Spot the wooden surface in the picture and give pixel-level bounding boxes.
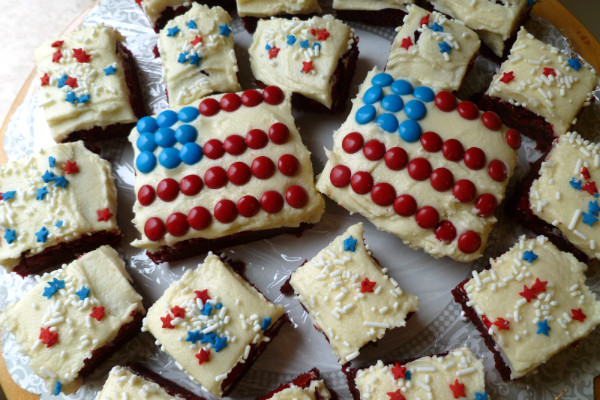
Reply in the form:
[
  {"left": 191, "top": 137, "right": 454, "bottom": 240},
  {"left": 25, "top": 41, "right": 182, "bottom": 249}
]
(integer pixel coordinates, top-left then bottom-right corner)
[{"left": 0, "top": 0, "right": 600, "bottom": 398}]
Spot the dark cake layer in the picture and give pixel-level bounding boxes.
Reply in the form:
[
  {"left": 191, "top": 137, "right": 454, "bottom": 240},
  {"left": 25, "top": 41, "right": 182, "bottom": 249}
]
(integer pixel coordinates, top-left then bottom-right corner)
[{"left": 333, "top": 8, "right": 407, "bottom": 27}]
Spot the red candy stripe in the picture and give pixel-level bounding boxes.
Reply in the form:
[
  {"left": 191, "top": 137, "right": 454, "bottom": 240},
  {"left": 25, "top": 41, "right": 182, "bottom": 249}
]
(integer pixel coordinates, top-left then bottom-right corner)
[
  {"left": 475, "top": 193, "right": 497, "bottom": 217},
  {"left": 157, "top": 178, "right": 179, "bottom": 201},
  {"left": 252, "top": 156, "right": 275, "bottom": 179},
  {"left": 261, "top": 191, "right": 284, "bottom": 213},
  {"left": 371, "top": 183, "right": 396, "bottom": 206},
  {"left": 488, "top": 159, "right": 508, "bottom": 181},
  {"left": 351, "top": 171, "right": 374, "bottom": 194},
  {"left": 199, "top": 98, "right": 220, "bottom": 116},
  {"left": 458, "top": 231, "right": 481, "bottom": 253},
  {"left": 363, "top": 139, "right": 386, "bottom": 161},
  {"left": 463, "top": 147, "right": 486, "bottom": 170},
  {"left": 421, "top": 131, "right": 442, "bottom": 152},
  {"left": 203, "top": 139, "right": 225, "bottom": 160},
  {"left": 246, "top": 129, "right": 268, "bottom": 149},
  {"left": 384, "top": 147, "right": 408, "bottom": 171},
  {"left": 223, "top": 134, "right": 247, "bottom": 155},
  {"left": 434, "top": 91, "right": 457, "bottom": 112},
  {"left": 457, "top": 101, "right": 479, "bottom": 120},
  {"left": 416, "top": 206, "right": 439, "bottom": 229},
  {"left": 262, "top": 86, "right": 285, "bottom": 105},
  {"left": 145, "top": 217, "right": 165, "bottom": 241},
  {"left": 452, "top": 179, "right": 476, "bottom": 203},
  {"left": 430, "top": 168, "right": 454, "bottom": 192},
  {"left": 138, "top": 185, "right": 155, "bottom": 206},
  {"left": 435, "top": 220, "right": 457, "bottom": 242},
  {"left": 227, "top": 162, "right": 251, "bottom": 185},
  {"left": 237, "top": 195, "right": 260, "bottom": 218},
  {"left": 442, "top": 139, "right": 464, "bottom": 161},
  {"left": 204, "top": 166, "right": 228, "bottom": 189},
  {"left": 394, "top": 194, "right": 417, "bottom": 216},
  {"left": 278, "top": 154, "right": 300, "bottom": 176},
  {"left": 481, "top": 111, "right": 502, "bottom": 131},
  {"left": 188, "top": 206, "right": 211, "bottom": 230},
  {"left": 330, "top": 165, "right": 351, "bottom": 187},
  {"left": 286, "top": 185, "right": 309, "bottom": 208},
  {"left": 268, "top": 123, "right": 290, "bottom": 144},
  {"left": 214, "top": 199, "right": 237, "bottom": 223},
  {"left": 506, "top": 129, "right": 521, "bottom": 149},
  {"left": 408, "top": 158, "right": 432, "bottom": 181},
  {"left": 343, "top": 132, "right": 364, "bottom": 154},
  {"left": 241, "top": 89, "right": 263, "bottom": 107},
  {"left": 166, "top": 212, "right": 189, "bottom": 236},
  {"left": 220, "top": 93, "right": 241, "bottom": 112},
  {"left": 180, "top": 175, "right": 203, "bottom": 196}
]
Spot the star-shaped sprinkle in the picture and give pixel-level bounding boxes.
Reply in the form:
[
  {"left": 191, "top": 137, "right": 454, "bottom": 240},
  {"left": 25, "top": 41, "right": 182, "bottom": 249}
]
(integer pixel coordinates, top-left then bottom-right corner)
[
  {"left": 171, "top": 306, "right": 186, "bottom": 318},
  {"left": 52, "top": 49, "right": 62, "bottom": 63},
  {"left": 2, "top": 191, "right": 15, "bottom": 201},
  {"left": 429, "top": 22, "right": 444, "bottom": 32},
  {"left": 537, "top": 319, "right": 550, "bottom": 336},
  {"left": 201, "top": 332, "right": 216, "bottom": 344},
  {"left": 568, "top": 58, "right": 582, "bottom": 71},
  {"left": 400, "top": 37, "right": 413, "bottom": 50},
  {"left": 300, "top": 40, "right": 309, "bottom": 49},
  {"left": 519, "top": 285, "right": 537, "bottom": 302},
  {"left": 287, "top": 35, "right": 297, "bottom": 45},
  {"left": 190, "top": 35, "right": 203, "bottom": 46},
  {"left": 56, "top": 74, "right": 68, "bottom": 88},
  {"left": 54, "top": 176, "right": 69, "bottom": 188},
  {"left": 4, "top": 229, "right": 16, "bottom": 245},
  {"left": 582, "top": 211, "right": 598, "bottom": 227},
  {"left": 301, "top": 61, "right": 314, "bottom": 74},
  {"left": 97, "top": 208, "right": 113, "bottom": 222},
  {"left": 202, "top": 302, "right": 213, "bottom": 316},
  {"left": 268, "top": 46, "right": 280, "bottom": 59},
  {"left": 54, "top": 382, "right": 62, "bottom": 396},
  {"left": 493, "top": 317, "right": 510, "bottom": 331},
  {"left": 522, "top": 250, "right": 538, "bottom": 263},
  {"left": 344, "top": 235, "right": 357, "bottom": 251},
  {"left": 43, "top": 285, "right": 58, "bottom": 299},
  {"left": 213, "top": 336, "right": 228, "bottom": 352},
  {"left": 316, "top": 28, "right": 330, "bottom": 41},
  {"left": 542, "top": 67, "right": 556, "bottom": 77},
  {"left": 531, "top": 278, "right": 548, "bottom": 294},
  {"left": 571, "top": 308, "right": 587, "bottom": 322},
  {"left": 40, "top": 73, "right": 50, "bottom": 86},
  {"left": 161, "top": 314, "right": 174, "bottom": 329},
  {"left": 42, "top": 170, "right": 55, "bottom": 183},
  {"left": 43, "top": 278, "right": 65, "bottom": 299},
  {"left": 55, "top": 220, "right": 64, "bottom": 228},
  {"left": 39, "top": 327, "right": 59, "bottom": 348},
  {"left": 196, "top": 348, "right": 210, "bottom": 364},
  {"left": 49, "top": 156, "right": 56, "bottom": 167},
  {"left": 64, "top": 160, "right": 79, "bottom": 174},
  {"left": 360, "top": 277, "right": 376, "bottom": 293},
  {"left": 313, "top": 42, "right": 322, "bottom": 50},
  {"left": 65, "top": 91, "right": 78, "bottom": 104},
  {"left": 78, "top": 94, "right": 90, "bottom": 103},
  {"left": 75, "top": 286, "right": 90, "bottom": 300},
  {"left": 187, "top": 20, "right": 197, "bottom": 29},
  {"left": 167, "top": 26, "right": 180, "bottom": 37},
  {"left": 438, "top": 42, "right": 452, "bottom": 54},
  {"left": 474, "top": 393, "right": 489, "bottom": 400},
  {"left": 195, "top": 289, "right": 211, "bottom": 303},
  {"left": 36, "top": 187, "right": 48, "bottom": 200},
  {"left": 391, "top": 363, "right": 408, "bottom": 379},
  {"left": 104, "top": 65, "right": 117, "bottom": 75},
  {"left": 261, "top": 317, "right": 271, "bottom": 331},
  {"left": 219, "top": 24, "right": 231, "bottom": 37},
  {"left": 500, "top": 71, "right": 515, "bottom": 83},
  {"left": 581, "top": 167, "right": 590, "bottom": 179},
  {"left": 449, "top": 379, "right": 466, "bottom": 398},
  {"left": 570, "top": 178, "right": 582, "bottom": 190},
  {"left": 73, "top": 48, "right": 91, "bottom": 63},
  {"left": 420, "top": 14, "right": 430, "bottom": 26},
  {"left": 35, "top": 227, "right": 49, "bottom": 243},
  {"left": 65, "top": 76, "right": 78, "bottom": 88},
  {"left": 189, "top": 53, "right": 202, "bottom": 67},
  {"left": 51, "top": 40, "right": 63, "bottom": 48},
  {"left": 215, "top": 302, "right": 222, "bottom": 309},
  {"left": 186, "top": 330, "right": 202, "bottom": 344},
  {"left": 386, "top": 389, "right": 406, "bottom": 400},
  {"left": 90, "top": 306, "right": 105, "bottom": 321},
  {"left": 177, "top": 51, "right": 189, "bottom": 64},
  {"left": 583, "top": 181, "right": 598, "bottom": 195},
  {"left": 481, "top": 315, "right": 492, "bottom": 328}
]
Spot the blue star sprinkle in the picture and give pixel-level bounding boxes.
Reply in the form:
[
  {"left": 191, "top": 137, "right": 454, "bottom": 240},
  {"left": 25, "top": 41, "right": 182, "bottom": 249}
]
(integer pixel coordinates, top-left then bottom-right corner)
[
  {"left": 189, "top": 53, "right": 202, "bottom": 67},
  {"left": 103, "top": 65, "right": 117, "bottom": 75},
  {"left": 43, "top": 278, "right": 65, "bottom": 299},
  {"left": 4, "top": 229, "right": 16, "bottom": 244},
  {"left": 583, "top": 211, "right": 598, "bottom": 227},
  {"left": 537, "top": 319, "right": 551, "bottom": 336},
  {"left": 312, "top": 42, "right": 321, "bottom": 50},
  {"left": 265, "top": 43, "right": 272, "bottom": 50},
  {"left": 65, "top": 91, "right": 78, "bottom": 104},
  {"left": 36, "top": 187, "right": 48, "bottom": 200},
  {"left": 570, "top": 178, "right": 582, "bottom": 190},
  {"left": 438, "top": 42, "right": 452, "bottom": 54},
  {"left": 42, "top": 285, "right": 58, "bottom": 299},
  {"left": 405, "top": 370, "right": 412, "bottom": 380},
  {"left": 2, "top": 191, "right": 15, "bottom": 201},
  {"left": 568, "top": 58, "right": 582, "bottom": 71},
  {"left": 54, "top": 381, "right": 62, "bottom": 396},
  {"left": 55, "top": 220, "right": 64, "bottom": 228},
  {"left": 201, "top": 302, "right": 213, "bottom": 316},
  {"left": 474, "top": 393, "right": 489, "bottom": 400},
  {"left": 177, "top": 52, "right": 189, "bottom": 64},
  {"left": 300, "top": 40, "right": 309, "bottom": 49},
  {"left": 522, "top": 250, "right": 538, "bottom": 263},
  {"left": 35, "top": 227, "right": 49, "bottom": 243},
  {"left": 429, "top": 22, "right": 444, "bottom": 32},
  {"left": 589, "top": 200, "right": 600, "bottom": 216},
  {"left": 75, "top": 286, "right": 90, "bottom": 300},
  {"left": 186, "top": 330, "right": 202, "bottom": 344},
  {"left": 48, "top": 156, "right": 56, "bottom": 168},
  {"left": 78, "top": 94, "right": 90, "bottom": 103},
  {"left": 261, "top": 317, "right": 272, "bottom": 331},
  {"left": 344, "top": 235, "right": 357, "bottom": 252},
  {"left": 201, "top": 332, "right": 216, "bottom": 344},
  {"left": 219, "top": 24, "right": 231, "bottom": 37},
  {"left": 167, "top": 26, "right": 180, "bottom": 37},
  {"left": 187, "top": 20, "right": 197, "bottom": 29},
  {"left": 215, "top": 302, "right": 222, "bottom": 309},
  {"left": 213, "top": 336, "right": 228, "bottom": 352},
  {"left": 54, "top": 176, "right": 69, "bottom": 188},
  {"left": 42, "top": 170, "right": 55, "bottom": 183},
  {"left": 56, "top": 74, "right": 68, "bottom": 88},
  {"left": 287, "top": 35, "right": 297, "bottom": 45}
]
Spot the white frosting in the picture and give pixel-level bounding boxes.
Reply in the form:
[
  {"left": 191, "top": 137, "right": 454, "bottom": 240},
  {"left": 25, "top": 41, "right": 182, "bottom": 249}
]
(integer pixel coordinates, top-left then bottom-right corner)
[
  {"left": 236, "top": 0, "right": 321, "bottom": 17},
  {"left": 35, "top": 24, "right": 137, "bottom": 142},
  {"left": 386, "top": 5, "right": 480, "bottom": 91},
  {"left": 354, "top": 347, "right": 487, "bottom": 399},
  {"left": 332, "top": 0, "right": 412, "bottom": 11},
  {"left": 1, "top": 246, "right": 144, "bottom": 395},
  {"left": 290, "top": 223, "right": 418, "bottom": 363},
  {"left": 486, "top": 28, "right": 598, "bottom": 137},
  {"left": 142, "top": 253, "right": 285, "bottom": 398},
  {"left": 0, "top": 141, "right": 119, "bottom": 271},
  {"left": 464, "top": 236, "right": 600, "bottom": 379},
  {"left": 248, "top": 15, "right": 356, "bottom": 108},
  {"left": 427, "top": 0, "right": 528, "bottom": 57},
  {"left": 529, "top": 132, "right": 600, "bottom": 260},
  {"left": 140, "top": 0, "right": 192, "bottom": 27},
  {"left": 95, "top": 366, "right": 177, "bottom": 400},
  {"left": 158, "top": 4, "right": 241, "bottom": 107},
  {"left": 269, "top": 380, "right": 332, "bottom": 400}
]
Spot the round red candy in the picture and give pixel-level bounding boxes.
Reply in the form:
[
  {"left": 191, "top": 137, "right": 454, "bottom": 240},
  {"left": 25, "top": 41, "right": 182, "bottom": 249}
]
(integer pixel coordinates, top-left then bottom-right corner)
[
  {"left": 268, "top": 123, "right": 289, "bottom": 144},
  {"left": 435, "top": 220, "right": 457, "bottom": 242},
  {"left": 430, "top": 168, "right": 454, "bottom": 192},
  {"left": 393, "top": 194, "right": 417, "bottom": 216},
  {"left": 371, "top": 183, "right": 396, "bottom": 206},
  {"left": 350, "top": 171, "right": 374, "bottom": 194},
  {"left": 187, "top": 206, "right": 211, "bottom": 230},
  {"left": 363, "top": 140, "right": 386, "bottom": 161},
  {"left": 241, "top": 89, "right": 263, "bottom": 107},
  {"left": 463, "top": 147, "right": 486, "bottom": 170},
  {"left": 421, "top": 131, "right": 442, "bottom": 152},
  {"left": 261, "top": 191, "right": 284, "bottom": 213},
  {"left": 252, "top": 156, "right": 275, "bottom": 179},
  {"left": 203, "top": 139, "right": 225, "bottom": 159},
  {"left": 286, "top": 185, "right": 308, "bottom": 208},
  {"left": 180, "top": 175, "right": 203, "bottom": 196},
  {"left": 138, "top": 185, "right": 155, "bottom": 206},
  {"left": 408, "top": 158, "right": 432, "bottom": 181},
  {"left": 442, "top": 139, "right": 464, "bottom": 161},
  {"left": 262, "top": 86, "right": 285, "bottom": 105},
  {"left": 224, "top": 135, "right": 247, "bottom": 155},
  {"left": 488, "top": 159, "right": 508, "bottom": 181},
  {"left": 415, "top": 206, "right": 439, "bottom": 229},
  {"left": 457, "top": 101, "right": 479, "bottom": 120},
  {"left": 214, "top": 199, "right": 237, "bottom": 223},
  {"left": 506, "top": 129, "right": 521, "bottom": 149},
  {"left": 458, "top": 231, "right": 481, "bottom": 253},
  {"left": 475, "top": 193, "right": 497, "bottom": 217},
  {"left": 330, "top": 165, "right": 351, "bottom": 187},
  {"left": 237, "top": 195, "right": 260, "bottom": 218},
  {"left": 384, "top": 147, "right": 408, "bottom": 171},
  {"left": 452, "top": 179, "right": 476, "bottom": 203},
  {"left": 481, "top": 111, "right": 502, "bottom": 131},
  {"left": 246, "top": 129, "right": 268, "bottom": 149},
  {"left": 199, "top": 98, "right": 220, "bottom": 116},
  {"left": 278, "top": 154, "right": 300, "bottom": 176},
  {"left": 204, "top": 166, "right": 228, "bottom": 189},
  {"left": 220, "top": 93, "right": 241, "bottom": 112},
  {"left": 157, "top": 178, "right": 179, "bottom": 201},
  {"left": 434, "top": 91, "right": 457, "bottom": 112},
  {"left": 144, "top": 217, "right": 165, "bottom": 241},
  {"left": 228, "top": 162, "right": 251, "bottom": 185},
  {"left": 342, "top": 132, "right": 364, "bottom": 154},
  {"left": 166, "top": 212, "right": 189, "bottom": 236}
]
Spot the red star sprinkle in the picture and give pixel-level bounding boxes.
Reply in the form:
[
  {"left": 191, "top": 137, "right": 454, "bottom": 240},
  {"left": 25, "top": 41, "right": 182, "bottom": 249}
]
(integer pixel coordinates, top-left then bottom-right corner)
[
  {"left": 97, "top": 208, "right": 113, "bottom": 221},
  {"left": 519, "top": 284, "right": 537, "bottom": 302},
  {"left": 500, "top": 71, "right": 515, "bottom": 84},
  {"left": 391, "top": 363, "right": 408, "bottom": 379},
  {"left": 581, "top": 167, "right": 591, "bottom": 180},
  {"left": 190, "top": 35, "right": 203, "bottom": 46},
  {"left": 268, "top": 46, "right": 280, "bottom": 59},
  {"left": 170, "top": 306, "right": 186, "bottom": 319},
  {"left": 161, "top": 314, "right": 174, "bottom": 329},
  {"left": 571, "top": 308, "right": 587, "bottom": 323},
  {"left": 0, "top": 193, "right": 3, "bottom": 200},
  {"left": 420, "top": 14, "right": 430, "bottom": 26},
  {"left": 302, "top": 61, "right": 314, "bottom": 74},
  {"left": 360, "top": 277, "right": 376, "bottom": 293},
  {"left": 195, "top": 289, "right": 211, "bottom": 303},
  {"left": 481, "top": 314, "right": 492, "bottom": 329},
  {"left": 196, "top": 348, "right": 210, "bottom": 364},
  {"left": 542, "top": 67, "right": 556, "bottom": 77},
  {"left": 64, "top": 160, "right": 79, "bottom": 174},
  {"left": 583, "top": 181, "right": 598, "bottom": 195},
  {"left": 65, "top": 76, "right": 78, "bottom": 88},
  {"left": 90, "top": 306, "right": 105, "bottom": 321},
  {"left": 400, "top": 37, "right": 413, "bottom": 50},
  {"left": 51, "top": 40, "right": 64, "bottom": 48},
  {"left": 493, "top": 317, "right": 510, "bottom": 331},
  {"left": 317, "top": 28, "right": 330, "bottom": 41},
  {"left": 39, "top": 327, "right": 59, "bottom": 348},
  {"left": 449, "top": 379, "right": 466, "bottom": 398},
  {"left": 73, "top": 48, "right": 91, "bottom": 63},
  {"left": 386, "top": 389, "right": 406, "bottom": 400},
  {"left": 40, "top": 73, "right": 50, "bottom": 86},
  {"left": 52, "top": 50, "right": 63, "bottom": 63},
  {"left": 531, "top": 278, "right": 548, "bottom": 295},
  {"left": 135, "top": 0, "right": 143, "bottom": 4}
]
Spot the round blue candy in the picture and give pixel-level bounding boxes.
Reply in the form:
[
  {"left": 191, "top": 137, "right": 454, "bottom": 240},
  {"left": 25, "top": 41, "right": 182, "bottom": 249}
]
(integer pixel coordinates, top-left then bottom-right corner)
[
  {"left": 371, "top": 73, "right": 394, "bottom": 87},
  {"left": 137, "top": 116, "right": 158, "bottom": 134},
  {"left": 175, "top": 124, "right": 198, "bottom": 144},
  {"left": 156, "top": 110, "right": 178, "bottom": 128},
  {"left": 355, "top": 105, "right": 376, "bottom": 124},
  {"left": 155, "top": 128, "right": 176, "bottom": 147},
  {"left": 136, "top": 132, "right": 157, "bottom": 152},
  {"left": 391, "top": 79, "right": 413, "bottom": 95},
  {"left": 136, "top": 151, "right": 157, "bottom": 173},
  {"left": 404, "top": 100, "right": 427, "bottom": 120},
  {"left": 363, "top": 86, "right": 383, "bottom": 104},
  {"left": 381, "top": 95, "right": 404, "bottom": 112},
  {"left": 180, "top": 143, "right": 203, "bottom": 165},
  {"left": 178, "top": 106, "right": 200, "bottom": 122},
  {"left": 375, "top": 113, "right": 399, "bottom": 133},
  {"left": 159, "top": 147, "right": 181, "bottom": 169},
  {"left": 399, "top": 120, "right": 422, "bottom": 142},
  {"left": 413, "top": 86, "right": 435, "bottom": 102}
]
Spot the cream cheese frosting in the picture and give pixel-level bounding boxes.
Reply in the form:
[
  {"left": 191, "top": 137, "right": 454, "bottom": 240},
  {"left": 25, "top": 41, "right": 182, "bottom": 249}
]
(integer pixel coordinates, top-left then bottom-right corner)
[
  {"left": 270, "top": 380, "right": 332, "bottom": 400},
  {"left": 0, "top": 141, "right": 119, "bottom": 271},
  {"left": 486, "top": 28, "right": 598, "bottom": 137},
  {"left": 140, "top": 0, "right": 192, "bottom": 27},
  {"left": 248, "top": 15, "right": 356, "bottom": 108},
  {"left": 142, "top": 253, "right": 285, "bottom": 398},
  {"left": 236, "top": 0, "right": 321, "bottom": 17},
  {"left": 354, "top": 346, "right": 488, "bottom": 399},
  {"left": 35, "top": 24, "right": 137, "bottom": 142},
  {"left": 158, "top": 3, "right": 241, "bottom": 107},
  {"left": 316, "top": 68, "right": 518, "bottom": 262},
  {"left": 386, "top": 5, "right": 480, "bottom": 91},
  {"left": 95, "top": 366, "right": 179, "bottom": 400},
  {"left": 290, "top": 223, "right": 418, "bottom": 364},
  {"left": 0, "top": 246, "right": 144, "bottom": 395},
  {"left": 463, "top": 235, "right": 600, "bottom": 379},
  {"left": 129, "top": 87, "right": 325, "bottom": 252},
  {"left": 332, "top": 0, "right": 412, "bottom": 11}
]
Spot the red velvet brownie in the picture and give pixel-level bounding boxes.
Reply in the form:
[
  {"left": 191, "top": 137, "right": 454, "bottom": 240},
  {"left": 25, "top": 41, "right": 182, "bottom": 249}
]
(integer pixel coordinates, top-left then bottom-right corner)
[
  {"left": 142, "top": 253, "right": 286, "bottom": 398},
  {"left": 316, "top": 68, "right": 520, "bottom": 261},
  {"left": 35, "top": 24, "right": 145, "bottom": 143},
  {"left": 236, "top": 0, "right": 322, "bottom": 33},
  {"left": 0, "top": 246, "right": 145, "bottom": 396},
  {"left": 129, "top": 87, "right": 325, "bottom": 264},
  {"left": 452, "top": 235, "right": 600, "bottom": 380},
  {"left": 257, "top": 368, "right": 336, "bottom": 400},
  {"left": 135, "top": 0, "right": 236, "bottom": 32},
  {"left": 0, "top": 141, "right": 121, "bottom": 275}
]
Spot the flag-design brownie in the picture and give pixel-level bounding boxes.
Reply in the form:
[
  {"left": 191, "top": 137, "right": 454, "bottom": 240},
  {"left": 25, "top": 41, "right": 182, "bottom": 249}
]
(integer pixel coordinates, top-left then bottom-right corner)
[
  {"left": 0, "top": 246, "right": 145, "bottom": 396},
  {"left": 316, "top": 69, "right": 520, "bottom": 261},
  {"left": 248, "top": 15, "right": 359, "bottom": 113},
  {"left": 142, "top": 253, "right": 286, "bottom": 398},
  {"left": 347, "top": 347, "right": 488, "bottom": 400},
  {"left": 158, "top": 3, "right": 241, "bottom": 107},
  {"left": 35, "top": 24, "right": 144, "bottom": 143},
  {"left": 386, "top": 5, "right": 480, "bottom": 91},
  {"left": 452, "top": 236, "right": 600, "bottom": 380},
  {"left": 0, "top": 141, "right": 120, "bottom": 275},
  {"left": 480, "top": 28, "right": 599, "bottom": 149},
  {"left": 257, "top": 368, "right": 334, "bottom": 400},
  {"left": 129, "top": 86, "right": 325, "bottom": 263},
  {"left": 289, "top": 223, "right": 419, "bottom": 364}
]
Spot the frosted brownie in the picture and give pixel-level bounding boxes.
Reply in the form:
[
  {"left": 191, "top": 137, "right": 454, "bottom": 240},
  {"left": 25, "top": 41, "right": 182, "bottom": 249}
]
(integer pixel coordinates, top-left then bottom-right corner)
[
  {"left": 136, "top": 0, "right": 235, "bottom": 32},
  {"left": 452, "top": 236, "right": 600, "bottom": 380},
  {"left": 248, "top": 15, "right": 359, "bottom": 113},
  {"left": 237, "top": 0, "right": 322, "bottom": 33},
  {"left": 142, "top": 253, "right": 286, "bottom": 398},
  {"left": 386, "top": 5, "right": 480, "bottom": 91},
  {"left": 0, "top": 141, "right": 120, "bottom": 275},
  {"left": 0, "top": 246, "right": 145, "bottom": 396},
  {"left": 257, "top": 368, "right": 335, "bottom": 400},
  {"left": 35, "top": 24, "right": 144, "bottom": 143},
  {"left": 289, "top": 223, "right": 419, "bottom": 364},
  {"left": 129, "top": 86, "right": 325, "bottom": 264},
  {"left": 480, "top": 28, "right": 598, "bottom": 149},
  {"left": 158, "top": 3, "right": 241, "bottom": 107},
  {"left": 316, "top": 69, "right": 519, "bottom": 261},
  {"left": 333, "top": 0, "right": 413, "bottom": 26}
]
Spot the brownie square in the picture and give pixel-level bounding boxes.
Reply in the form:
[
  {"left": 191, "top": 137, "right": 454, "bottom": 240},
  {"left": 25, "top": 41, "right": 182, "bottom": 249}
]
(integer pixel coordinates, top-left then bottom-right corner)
[
  {"left": 289, "top": 223, "right": 418, "bottom": 364},
  {"left": 0, "top": 141, "right": 121, "bottom": 275},
  {"left": 0, "top": 246, "right": 145, "bottom": 396},
  {"left": 138, "top": 0, "right": 236, "bottom": 32},
  {"left": 158, "top": 3, "right": 241, "bottom": 107},
  {"left": 386, "top": 5, "right": 480, "bottom": 91},
  {"left": 142, "top": 253, "right": 286, "bottom": 398},
  {"left": 257, "top": 368, "right": 336, "bottom": 400},
  {"left": 452, "top": 235, "right": 600, "bottom": 379},
  {"left": 316, "top": 68, "right": 520, "bottom": 261},
  {"left": 35, "top": 24, "right": 144, "bottom": 143}
]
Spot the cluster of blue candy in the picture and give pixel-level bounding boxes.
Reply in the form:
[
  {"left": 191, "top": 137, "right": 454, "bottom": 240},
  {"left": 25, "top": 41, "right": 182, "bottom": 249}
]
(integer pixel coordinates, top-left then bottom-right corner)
[{"left": 135, "top": 107, "right": 203, "bottom": 173}]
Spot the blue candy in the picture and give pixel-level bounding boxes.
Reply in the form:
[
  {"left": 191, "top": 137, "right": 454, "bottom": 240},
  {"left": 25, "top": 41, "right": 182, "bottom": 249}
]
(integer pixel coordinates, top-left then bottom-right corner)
[
  {"left": 404, "top": 100, "right": 427, "bottom": 120},
  {"left": 391, "top": 79, "right": 413, "bottom": 95},
  {"left": 136, "top": 132, "right": 157, "bottom": 152},
  {"left": 180, "top": 143, "right": 203, "bottom": 165},
  {"left": 399, "top": 120, "right": 422, "bottom": 142},
  {"left": 155, "top": 128, "right": 177, "bottom": 147},
  {"left": 137, "top": 116, "right": 158, "bottom": 134},
  {"left": 376, "top": 113, "right": 399, "bottom": 133},
  {"left": 159, "top": 148, "right": 181, "bottom": 169},
  {"left": 175, "top": 124, "right": 198, "bottom": 144},
  {"left": 136, "top": 151, "right": 157, "bottom": 173},
  {"left": 156, "top": 110, "right": 178, "bottom": 128},
  {"left": 413, "top": 86, "right": 435, "bottom": 102},
  {"left": 355, "top": 105, "right": 376, "bottom": 124},
  {"left": 178, "top": 106, "right": 200, "bottom": 122},
  {"left": 363, "top": 86, "right": 383, "bottom": 104},
  {"left": 381, "top": 94, "right": 404, "bottom": 112},
  {"left": 371, "top": 73, "right": 394, "bottom": 87}
]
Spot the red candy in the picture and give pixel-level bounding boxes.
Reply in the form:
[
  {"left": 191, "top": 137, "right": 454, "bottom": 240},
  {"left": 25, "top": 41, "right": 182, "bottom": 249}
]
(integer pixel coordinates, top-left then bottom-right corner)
[
  {"left": 363, "top": 139, "right": 386, "bottom": 161},
  {"left": 138, "top": 185, "right": 155, "bottom": 206},
  {"left": 430, "top": 168, "right": 454, "bottom": 192},
  {"left": 237, "top": 195, "right": 260, "bottom": 218},
  {"left": 261, "top": 191, "right": 284, "bottom": 213},
  {"left": 350, "top": 171, "right": 374, "bottom": 194},
  {"left": 187, "top": 206, "right": 211, "bottom": 230},
  {"left": 394, "top": 194, "right": 417, "bottom": 216},
  {"left": 475, "top": 193, "right": 497, "bottom": 217},
  {"left": 214, "top": 199, "right": 237, "bottom": 223},
  {"left": 342, "top": 132, "right": 364, "bottom": 154},
  {"left": 204, "top": 166, "right": 228, "bottom": 189},
  {"left": 223, "top": 134, "right": 247, "bottom": 155},
  {"left": 463, "top": 147, "right": 486, "bottom": 170},
  {"left": 421, "top": 131, "right": 442, "bottom": 152},
  {"left": 415, "top": 206, "right": 439, "bottom": 229},
  {"left": 481, "top": 111, "right": 502, "bottom": 131},
  {"left": 435, "top": 220, "right": 457, "bottom": 242},
  {"left": 278, "top": 154, "right": 300, "bottom": 176},
  {"left": 488, "top": 159, "right": 508, "bottom": 181},
  {"left": 268, "top": 122, "right": 289, "bottom": 144},
  {"left": 145, "top": 217, "right": 165, "bottom": 241},
  {"left": 203, "top": 139, "right": 225, "bottom": 159},
  {"left": 408, "top": 158, "right": 432, "bottom": 181},
  {"left": 452, "top": 179, "right": 476, "bottom": 203},
  {"left": 457, "top": 101, "right": 479, "bottom": 120},
  {"left": 220, "top": 93, "right": 241, "bottom": 112},
  {"left": 384, "top": 147, "right": 408, "bottom": 171},
  {"left": 442, "top": 139, "right": 463, "bottom": 161},
  {"left": 199, "top": 98, "right": 220, "bottom": 116},
  {"left": 371, "top": 183, "right": 396, "bottom": 206},
  {"left": 180, "top": 175, "right": 203, "bottom": 196},
  {"left": 166, "top": 212, "right": 189, "bottom": 236},
  {"left": 157, "top": 178, "right": 179, "bottom": 201},
  {"left": 246, "top": 129, "right": 268, "bottom": 149},
  {"left": 252, "top": 156, "right": 275, "bottom": 179},
  {"left": 262, "top": 86, "right": 285, "bottom": 105},
  {"left": 506, "top": 129, "right": 521, "bottom": 149},
  {"left": 458, "top": 231, "right": 481, "bottom": 253},
  {"left": 434, "top": 91, "right": 457, "bottom": 112},
  {"left": 228, "top": 162, "right": 251, "bottom": 185},
  {"left": 241, "top": 89, "right": 263, "bottom": 107},
  {"left": 330, "top": 165, "right": 351, "bottom": 187},
  {"left": 286, "top": 185, "right": 308, "bottom": 208}
]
